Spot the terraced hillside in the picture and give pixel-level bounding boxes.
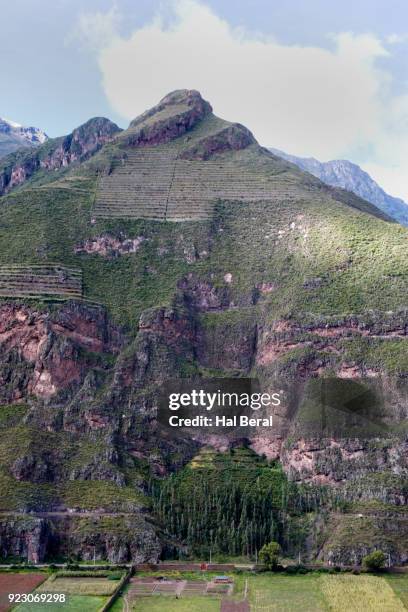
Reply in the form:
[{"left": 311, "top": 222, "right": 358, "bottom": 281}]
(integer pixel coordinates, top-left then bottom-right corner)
[
  {"left": 0, "top": 89, "right": 407, "bottom": 566},
  {"left": 93, "top": 95, "right": 384, "bottom": 223},
  {"left": 0, "top": 264, "right": 82, "bottom": 300},
  {"left": 94, "top": 146, "right": 310, "bottom": 221},
  {"left": 94, "top": 147, "right": 178, "bottom": 220}
]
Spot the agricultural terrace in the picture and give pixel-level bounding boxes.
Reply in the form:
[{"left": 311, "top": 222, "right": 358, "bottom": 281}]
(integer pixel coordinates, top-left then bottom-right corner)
[{"left": 0, "top": 265, "right": 82, "bottom": 300}]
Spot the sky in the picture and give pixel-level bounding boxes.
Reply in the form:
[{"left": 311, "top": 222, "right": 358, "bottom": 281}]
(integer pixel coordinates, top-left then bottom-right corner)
[{"left": 1, "top": 0, "right": 408, "bottom": 201}]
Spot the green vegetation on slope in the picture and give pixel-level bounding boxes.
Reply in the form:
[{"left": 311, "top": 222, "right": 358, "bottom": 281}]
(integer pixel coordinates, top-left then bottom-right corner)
[
  {"left": 150, "top": 447, "right": 330, "bottom": 558},
  {"left": 0, "top": 105, "right": 407, "bottom": 330}
]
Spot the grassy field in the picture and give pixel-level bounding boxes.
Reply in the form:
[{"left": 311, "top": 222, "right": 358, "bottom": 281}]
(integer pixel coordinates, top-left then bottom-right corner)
[
  {"left": 37, "top": 575, "right": 118, "bottom": 596},
  {"left": 14, "top": 595, "right": 107, "bottom": 612},
  {"left": 249, "top": 574, "right": 327, "bottom": 612},
  {"left": 13, "top": 571, "right": 119, "bottom": 612},
  {"left": 385, "top": 575, "right": 408, "bottom": 609},
  {"left": 247, "top": 573, "right": 408, "bottom": 612},
  {"left": 319, "top": 574, "right": 406, "bottom": 612},
  {"left": 131, "top": 596, "right": 220, "bottom": 611},
  {"left": 22, "top": 570, "right": 407, "bottom": 612}
]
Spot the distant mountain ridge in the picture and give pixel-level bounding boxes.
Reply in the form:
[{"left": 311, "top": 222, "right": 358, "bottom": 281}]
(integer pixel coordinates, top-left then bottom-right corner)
[
  {"left": 0, "top": 117, "right": 48, "bottom": 157},
  {"left": 269, "top": 148, "right": 408, "bottom": 227}
]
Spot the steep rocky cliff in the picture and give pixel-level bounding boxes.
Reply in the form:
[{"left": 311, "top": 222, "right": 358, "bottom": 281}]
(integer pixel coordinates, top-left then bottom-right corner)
[{"left": 0, "top": 90, "right": 407, "bottom": 565}]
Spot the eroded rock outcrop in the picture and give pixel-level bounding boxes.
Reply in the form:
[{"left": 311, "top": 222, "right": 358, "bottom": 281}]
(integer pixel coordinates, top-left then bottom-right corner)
[
  {"left": 180, "top": 123, "right": 256, "bottom": 160},
  {"left": 0, "top": 514, "right": 161, "bottom": 564},
  {"left": 281, "top": 438, "right": 408, "bottom": 485},
  {"left": 124, "top": 89, "right": 212, "bottom": 147},
  {"left": 0, "top": 516, "right": 50, "bottom": 563},
  {"left": 0, "top": 302, "right": 121, "bottom": 400},
  {"left": 75, "top": 234, "right": 145, "bottom": 257}
]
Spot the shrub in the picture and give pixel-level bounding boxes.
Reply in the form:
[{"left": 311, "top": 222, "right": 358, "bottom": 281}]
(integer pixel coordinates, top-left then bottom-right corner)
[
  {"left": 363, "top": 550, "right": 387, "bottom": 571},
  {"left": 259, "top": 541, "right": 281, "bottom": 570},
  {"left": 285, "top": 564, "right": 308, "bottom": 575}
]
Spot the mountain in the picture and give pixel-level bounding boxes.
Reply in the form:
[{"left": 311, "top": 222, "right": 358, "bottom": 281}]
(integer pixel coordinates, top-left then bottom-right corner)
[
  {"left": 0, "top": 116, "right": 121, "bottom": 196},
  {"left": 0, "top": 90, "right": 407, "bottom": 566},
  {"left": 0, "top": 117, "right": 48, "bottom": 158},
  {"left": 270, "top": 147, "right": 408, "bottom": 227}
]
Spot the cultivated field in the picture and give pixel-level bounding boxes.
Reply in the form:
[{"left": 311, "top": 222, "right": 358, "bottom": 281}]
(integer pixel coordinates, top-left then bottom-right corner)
[
  {"left": 14, "top": 595, "right": 106, "bottom": 612},
  {"left": 37, "top": 574, "right": 119, "bottom": 596},
  {"left": 0, "top": 573, "right": 46, "bottom": 612},
  {"left": 0, "top": 264, "right": 82, "bottom": 300},
  {"left": 249, "top": 574, "right": 327, "bottom": 612},
  {"left": 112, "top": 571, "right": 408, "bottom": 612},
  {"left": 5, "top": 569, "right": 407, "bottom": 612},
  {"left": 93, "top": 144, "right": 307, "bottom": 222},
  {"left": 319, "top": 574, "right": 406, "bottom": 612},
  {"left": 132, "top": 596, "right": 220, "bottom": 611},
  {"left": 12, "top": 571, "right": 122, "bottom": 612},
  {"left": 248, "top": 573, "right": 408, "bottom": 612},
  {"left": 386, "top": 574, "right": 408, "bottom": 608}
]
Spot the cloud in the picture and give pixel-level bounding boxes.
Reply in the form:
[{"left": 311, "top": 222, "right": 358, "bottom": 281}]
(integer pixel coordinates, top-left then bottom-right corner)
[
  {"left": 76, "top": 0, "right": 408, "bottom": 202},
  {"left": 386, "top": 33, "right": 408, "bottom": 45},
  {"left": 72, "top": 5, "right": 121, "bottom": 52}
]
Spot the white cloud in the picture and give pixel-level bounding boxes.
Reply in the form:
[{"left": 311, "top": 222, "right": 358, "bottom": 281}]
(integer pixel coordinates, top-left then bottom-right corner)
[
  {"left": 386, "top": 33, "right": 408, "bottom": 45},
  {"left": 73, "top": 5, "right": 121, "bottom": 52},
  {"left": 76, "top": 0, "right": 408, "bottom": 202}
]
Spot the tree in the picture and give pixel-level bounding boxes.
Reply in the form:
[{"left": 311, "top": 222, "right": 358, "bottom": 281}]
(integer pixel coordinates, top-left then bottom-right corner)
[
  {"left": 259, "top": 541, "right": 281, "bottom": 570},
  {"left": 363, "top": 550, "right": 387, "bottom": 571}
]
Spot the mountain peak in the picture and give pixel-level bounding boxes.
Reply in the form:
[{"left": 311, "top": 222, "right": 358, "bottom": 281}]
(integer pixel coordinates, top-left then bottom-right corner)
[
  {"left": 70, "top": 116, "right": 121, "bottom": 143},
  {"left": 270, "top": 147, "right": 408, "bottom": 226},
  {"left": 130, "top": 89, "right": 212, "bottom": 126},
  {"left": 158, "top": 88, "right": 212, "bottom": 111},
  {"left": 0, "top": 116, "right": 121, "bottom": 196},
  {"left": 123, "top": 89, "right": 212, "bottom": 147},
  {"left": 0, "top": 116, "right": 48, "bottom": 158},
  {"left": 0, "top": 117, "right": 22, "bottom": 129}
]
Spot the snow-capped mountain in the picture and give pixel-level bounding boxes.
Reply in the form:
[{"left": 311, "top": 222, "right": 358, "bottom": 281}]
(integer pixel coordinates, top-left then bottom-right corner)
[
  {"left": 0, "top": 117, "right": 48, "bottom": 158},
  {"left": 270, "top": 148, "right": 408, "bottom": 227}
]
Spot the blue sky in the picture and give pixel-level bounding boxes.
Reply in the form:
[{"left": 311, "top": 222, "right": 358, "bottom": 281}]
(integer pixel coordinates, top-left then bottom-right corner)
[{"left": 2, "top": 0, "right": 408, "bottom": 199}]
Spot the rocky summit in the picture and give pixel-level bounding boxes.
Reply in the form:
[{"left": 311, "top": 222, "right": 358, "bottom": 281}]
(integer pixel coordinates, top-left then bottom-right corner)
[
  {"left": 0, "top": 117, "right": 48, "bottom": 159},
  {"left": 0, "top": 89, "right": 407, "bottom": 565}
]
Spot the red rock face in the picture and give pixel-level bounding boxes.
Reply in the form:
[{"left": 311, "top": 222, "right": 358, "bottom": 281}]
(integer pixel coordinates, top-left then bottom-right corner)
[
  {"left": 180, "top": 124, "right": 256, "bottom": 160},
  {"left": 256, "top": 315, "right": 408, "bottom": 377},
  {"left": 125, "top": 89, "right": 213, "bottom": 147},
  {"left": 281, "top": 437, "right": 408, "bottom": 487},
  {"left": 0, "top": 302, "right": 120, "bottom": 399}
]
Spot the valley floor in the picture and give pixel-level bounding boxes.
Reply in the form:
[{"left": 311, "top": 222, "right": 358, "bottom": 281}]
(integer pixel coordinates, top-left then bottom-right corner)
[
  {"left": 112, "top": 571, "right": 408, "bottom": 612},
  {"left": 2, "top": 568, "right": 408, "bottom": 611}
]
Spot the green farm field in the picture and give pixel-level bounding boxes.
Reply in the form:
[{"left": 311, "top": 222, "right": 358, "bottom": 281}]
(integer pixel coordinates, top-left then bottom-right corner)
[
  {"left": 37, "top": 574, "right": 118, "bottom": 596},
  {"left": 248, "top": 573, "right": 408, "bottom": 612},
  {"left": 13, "top": 571, "right": 122, "bottom": 612},
  {"left": 111, "top": 571, "right": 408, "bottom": 612},
  {"left": 132, "top": 596, "right": 220, "bottom": 612},
  {"left": 14, "top": 595, "right": 107, "bottom": 612}
]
